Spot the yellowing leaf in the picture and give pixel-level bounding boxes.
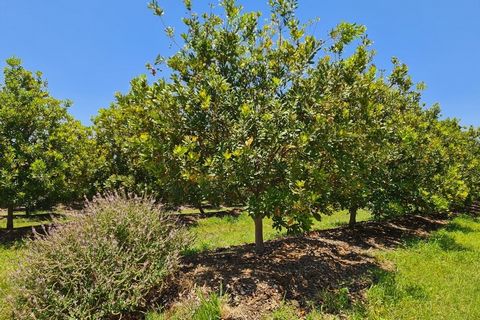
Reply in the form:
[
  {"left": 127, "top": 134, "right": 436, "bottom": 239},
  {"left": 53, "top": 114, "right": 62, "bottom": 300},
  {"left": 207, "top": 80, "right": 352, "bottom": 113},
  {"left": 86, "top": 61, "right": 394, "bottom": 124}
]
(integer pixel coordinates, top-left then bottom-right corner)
[
  {"left": 245, "top": 136, "right": 254, "bottom": 147},
  {"left": 295, "top": 180, "right": 305, "bottom": 188},
  {"left": 272, "top": 77, "right": 281, "bottom": 87},
  {"left": 173, "top": 145, "right": 188, "bottom": 156},
  {"left": 240, "top": 104, "right": 251, "bottom": 116},
  {"left": 139, "top": 132, "right": 149, "bottom": 142}
]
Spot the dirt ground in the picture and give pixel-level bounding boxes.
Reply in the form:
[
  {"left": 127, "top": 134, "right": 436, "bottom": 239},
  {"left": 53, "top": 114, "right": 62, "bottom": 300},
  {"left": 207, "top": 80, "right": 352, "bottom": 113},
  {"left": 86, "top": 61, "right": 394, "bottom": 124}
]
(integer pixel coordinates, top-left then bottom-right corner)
[{"left": 160, "top": 214, "right": 449, "bottom": 319}]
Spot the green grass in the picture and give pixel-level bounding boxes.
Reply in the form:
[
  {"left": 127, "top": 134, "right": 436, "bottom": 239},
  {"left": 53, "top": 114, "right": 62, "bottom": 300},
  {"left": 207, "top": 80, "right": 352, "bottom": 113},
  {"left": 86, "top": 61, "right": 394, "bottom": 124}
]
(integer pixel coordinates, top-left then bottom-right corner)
[
  {"left": 159, "top": 214, "right": 480, "bottom": 320},
  {"left": 0, "top": 217, "right": 54, "bottom": 229},
  {"left": 146, "top": 291, "right": 226, "bottom": 320},
  {"left": 356, "top": 215, "right": 480, "bottom": 320},
  {"left": 0, "top": 210, "right": 63, "bottom": 229},
  {"left": 0, "top": 211, "right": 60, "bottom": 319},
  {"left": 311, "top": 208, "right": 371, "bottom": 230},
  {"left": 0, "top": 208, "right": 369, "bottom": 319},
  {"left": 0, "top": 242, "right": 24, "bottom": 319},
  {"left": 173, "top": 206, "right": 241, "bottom": 215},
  {"left": 3, "top": 211, "right": 480, "bottom": 320},
  {"left": 190, "top": 209, "right": 371, "bottom": 251}
]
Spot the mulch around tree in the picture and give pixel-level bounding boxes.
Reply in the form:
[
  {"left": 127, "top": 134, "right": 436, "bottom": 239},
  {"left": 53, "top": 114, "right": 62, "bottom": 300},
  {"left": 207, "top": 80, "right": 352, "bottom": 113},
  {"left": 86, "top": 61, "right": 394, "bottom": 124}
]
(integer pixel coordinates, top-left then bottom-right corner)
[{"left": 159, "top": 214, "right": 449, "bottom": 319}]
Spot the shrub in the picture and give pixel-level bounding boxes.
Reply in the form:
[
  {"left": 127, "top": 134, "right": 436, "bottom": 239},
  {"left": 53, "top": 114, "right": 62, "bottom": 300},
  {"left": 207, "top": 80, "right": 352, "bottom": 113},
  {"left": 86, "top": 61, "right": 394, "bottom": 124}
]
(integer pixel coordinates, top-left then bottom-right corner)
[{"left": 9, "top": 192, "right": 191, "bottom": 319}]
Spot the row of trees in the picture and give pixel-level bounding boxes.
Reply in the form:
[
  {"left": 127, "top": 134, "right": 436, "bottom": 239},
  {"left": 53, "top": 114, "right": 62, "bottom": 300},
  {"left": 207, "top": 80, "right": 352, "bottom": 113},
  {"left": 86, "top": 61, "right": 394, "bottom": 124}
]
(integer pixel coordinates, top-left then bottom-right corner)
[
  {"left": 1, "top": 0, "right": 479, "bottom": 252},
  {"left": 0, "top": 58, "right": 99, "bottom": 229}
]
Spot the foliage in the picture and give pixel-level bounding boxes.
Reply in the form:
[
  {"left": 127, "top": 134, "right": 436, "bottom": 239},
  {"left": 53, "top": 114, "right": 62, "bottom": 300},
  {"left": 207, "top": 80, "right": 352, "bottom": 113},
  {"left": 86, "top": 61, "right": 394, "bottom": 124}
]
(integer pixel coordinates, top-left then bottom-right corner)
[
  {"left": 143, "top": 0, "right": 387, "bottom": 251},
  {"left": 93, "top": 77, "right": 176, "bottom": 199},
  {"left": 9, "top": 193, "right": 191, "bottom": 319},
  {"left": 0, "top": 58, "right": 97, "bottom": 217},
  {"left": 94, "top": 0, "right": 480, "bottom": 251}
]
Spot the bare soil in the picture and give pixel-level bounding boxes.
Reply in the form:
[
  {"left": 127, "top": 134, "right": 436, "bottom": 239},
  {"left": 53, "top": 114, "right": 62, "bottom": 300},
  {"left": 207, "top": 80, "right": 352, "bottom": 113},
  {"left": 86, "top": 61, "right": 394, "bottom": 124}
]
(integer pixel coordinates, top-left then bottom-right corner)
[{"left": 159, "top": 214, "right": 449, "bottom": 319}]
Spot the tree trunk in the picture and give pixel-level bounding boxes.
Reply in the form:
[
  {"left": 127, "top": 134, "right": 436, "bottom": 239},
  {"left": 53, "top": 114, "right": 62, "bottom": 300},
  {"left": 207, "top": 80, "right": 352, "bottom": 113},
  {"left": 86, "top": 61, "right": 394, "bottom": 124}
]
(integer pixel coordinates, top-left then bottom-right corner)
[
  {"left": 25, "top": 206, "right": 32, "bottom": 216},
  {"left": 254, "top": 216, "right": 264, "bottom": 254},
  {"left": 349, "top": 207, "right": 357, "bottom": 228},
  {"left": 198, "top": 204, "right": 205, "bottom": 215},
  {"left": 6, "top": 206, "right": 14, "bottom": 230}
]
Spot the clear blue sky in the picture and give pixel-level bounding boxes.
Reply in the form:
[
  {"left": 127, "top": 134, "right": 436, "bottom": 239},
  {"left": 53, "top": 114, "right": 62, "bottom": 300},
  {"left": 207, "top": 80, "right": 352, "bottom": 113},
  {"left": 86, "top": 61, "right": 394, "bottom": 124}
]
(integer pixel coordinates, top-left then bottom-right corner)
[{"left": 1, "top": 0, "right": 479, "bottom": 126}]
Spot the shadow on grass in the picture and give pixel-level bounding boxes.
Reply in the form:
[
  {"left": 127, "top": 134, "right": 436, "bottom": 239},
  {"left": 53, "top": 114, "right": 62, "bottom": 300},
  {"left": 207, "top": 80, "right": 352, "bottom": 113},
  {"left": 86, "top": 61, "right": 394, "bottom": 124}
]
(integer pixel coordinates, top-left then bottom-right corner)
[
  {"left": 399, "top": 217, "right": 474, "bottom": 252},
  {"left": 429, "top": 232, "right": 471, "bottom": 251},
  {"left": 444, "top": 221, "right": 475, "bottom": 233},
  {"left": 0, "top": 212, "right": 65, "bottom": 221},
  {"left": 315, "top": 214, "right": 448, "bottom": 250},
  {"left": 352, "top": 268, "right": 430, "bottom": 318},
  {"left": 0, "top": 223, "right": 58, "bottom": 244},
  {"left": 299, "top": 268, "right": 430, "bottom": 319},
  {"left": 174, "top": 209, "right": 243, "bottom": 227},
  {"left": 0, "top": 239, "right": 24, "bottom": 251}
]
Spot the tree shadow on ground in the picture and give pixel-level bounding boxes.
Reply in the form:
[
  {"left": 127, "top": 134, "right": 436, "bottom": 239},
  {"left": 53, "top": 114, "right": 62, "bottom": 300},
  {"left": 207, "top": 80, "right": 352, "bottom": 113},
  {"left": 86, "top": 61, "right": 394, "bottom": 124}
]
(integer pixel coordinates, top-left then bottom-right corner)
[
  {"left": 444, "top": 220, "right": 475, "bottom": 233},
  {"left": 0, "top": 212, "right": 65, "bottom": 220},
  {"left": 316, "top": 214, "right": 449, "bottom": 250},
  {"left": 159, "top": 214, "right": 448, "bottom": 319},
  {"left": 362, "top": 269, "right": 429, "bottom": 306},
  {"left": 0, "top": 223, "right": 58, "bottom": 244},
  {"left": 174, "top": 209, "right": 243, "bottom": 227}
]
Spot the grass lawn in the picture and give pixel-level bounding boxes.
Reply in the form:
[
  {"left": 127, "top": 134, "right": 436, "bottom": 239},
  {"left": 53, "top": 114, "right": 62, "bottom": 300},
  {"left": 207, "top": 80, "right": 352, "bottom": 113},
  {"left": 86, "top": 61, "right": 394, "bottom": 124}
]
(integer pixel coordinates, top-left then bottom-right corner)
[
  {"left": 0, "top": 210, "right": 62, "bottom": 229},
  {"left": 358, "top": 215, "right": 480, "bottom": 320},
  {"left": 0, "top": 242, "right": 24, "bottom": 319},
  {"left": 0, "top": 217, "right": 54, "bottom": 229},
  {"left": 0, "top": 210, "right": 62, "bottom": 318},
  {"left": 190, "top": 209, "right": 371, "bottom": 251},
  {"left": 2, "top": 211, "right": 480, "bottom": 319}
]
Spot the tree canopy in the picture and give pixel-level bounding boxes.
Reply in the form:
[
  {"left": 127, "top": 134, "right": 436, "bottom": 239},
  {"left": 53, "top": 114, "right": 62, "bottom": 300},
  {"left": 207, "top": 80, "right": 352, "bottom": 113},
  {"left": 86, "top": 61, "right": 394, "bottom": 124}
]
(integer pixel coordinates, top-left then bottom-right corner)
[
  {"left": 0, "top": 58, "right": 96, "bottom": 229},
  {"left": 92, "top": 0, "right": 480, "bottom": 252}
]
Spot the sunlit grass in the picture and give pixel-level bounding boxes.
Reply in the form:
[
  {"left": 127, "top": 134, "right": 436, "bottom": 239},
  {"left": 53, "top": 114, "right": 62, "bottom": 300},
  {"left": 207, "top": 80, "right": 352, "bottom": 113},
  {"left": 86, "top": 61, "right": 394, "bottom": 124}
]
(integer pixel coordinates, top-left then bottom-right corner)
[
  {"left": 0, "top": 211, "right": 63, "bottom": 318},
  {"left": 357, "top": 215, "right": 480, "bottom": 320},
  {"left": 172, "top": 206, "right": 241, "bottom": 215},
  {"left": 0, "top": 242, "right": 24, "bottom": 319},
  {"left": 4, "top": 210, "right": 480, "bottom": 319},
  {"left": 0, "top": 210, "right": 67, "bottom": 229},
  {"left": 190, "top": 209, "right": 371, "bottom": 251},
  {"left": 168, "top": 214, "right": 480, "bottom": 319},
  {"left": 0, "top": 217, "right": 53, "bottom": 229}
]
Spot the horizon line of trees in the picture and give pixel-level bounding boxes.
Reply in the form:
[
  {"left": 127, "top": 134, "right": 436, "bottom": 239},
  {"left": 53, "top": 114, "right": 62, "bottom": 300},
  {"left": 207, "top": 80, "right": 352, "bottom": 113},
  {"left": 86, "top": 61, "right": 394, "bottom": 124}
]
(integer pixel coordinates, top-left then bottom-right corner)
[{"left": 1, "top": 0, "right": 479, "bottom": 252}]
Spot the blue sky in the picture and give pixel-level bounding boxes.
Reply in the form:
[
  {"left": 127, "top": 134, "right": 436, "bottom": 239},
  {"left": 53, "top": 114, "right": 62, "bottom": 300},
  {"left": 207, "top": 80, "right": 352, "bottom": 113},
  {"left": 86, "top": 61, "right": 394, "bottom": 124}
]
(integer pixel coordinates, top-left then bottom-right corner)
[{"left": 1, "top": 0, "right": 479, "bottom": 126}]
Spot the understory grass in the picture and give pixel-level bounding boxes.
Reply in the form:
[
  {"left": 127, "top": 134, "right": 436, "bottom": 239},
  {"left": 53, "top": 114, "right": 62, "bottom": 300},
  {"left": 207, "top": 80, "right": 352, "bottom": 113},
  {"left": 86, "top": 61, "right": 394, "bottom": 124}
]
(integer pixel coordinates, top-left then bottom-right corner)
[
  {"left": 357, "top": 215, "right": 480, "bottom": 320},
  {"left": 0, "top": 242, "right": 24, "bottom": 319},
  {"left": 3, "top": 210, "right": 480, "bottom": 319},
  {"left": 146, "top": 291, "right": 227, "bottom": 320},
  {"left": 0, "top": 217, "right": 54, "bottom": 229},
  {"left": 0, "top": 210, "right": 65, "bottom": 229},
  {"left": 190, "top": 209, "right": 371, "bottom": 251}
]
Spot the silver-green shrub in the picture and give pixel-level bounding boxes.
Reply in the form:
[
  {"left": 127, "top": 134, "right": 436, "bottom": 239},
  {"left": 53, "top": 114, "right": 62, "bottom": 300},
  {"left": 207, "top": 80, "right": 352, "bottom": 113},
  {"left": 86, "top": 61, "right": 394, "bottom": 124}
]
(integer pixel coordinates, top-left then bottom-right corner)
[{"left": 9, "top": 193, "right": 191, "bottom": 319}]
